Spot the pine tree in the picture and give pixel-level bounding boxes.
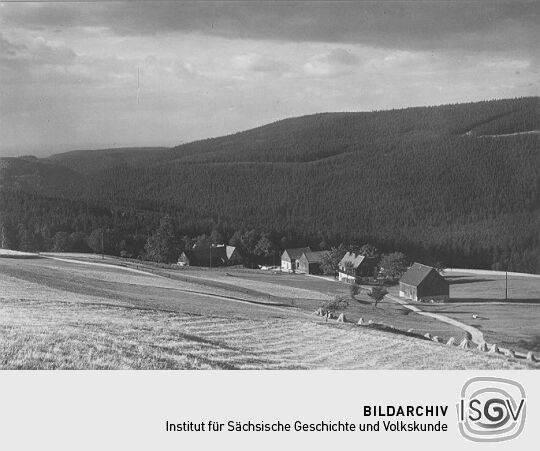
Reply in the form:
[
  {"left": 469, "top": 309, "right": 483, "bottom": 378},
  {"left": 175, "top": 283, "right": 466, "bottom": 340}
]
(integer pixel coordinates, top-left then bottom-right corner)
[
  {"left": 1, "top": 222, "right": 17, "bottom": 250},
  {"left": 17, "top": 225, "right": 34, "bottom": 252}
]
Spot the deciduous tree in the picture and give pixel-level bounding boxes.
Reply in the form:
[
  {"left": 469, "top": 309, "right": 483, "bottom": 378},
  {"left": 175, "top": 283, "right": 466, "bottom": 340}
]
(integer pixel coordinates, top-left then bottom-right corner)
[
  {"left": 368, "top": 286, "right": 388, "bottom": 308},
  {"left": 144, "top": 215, "right": 177, "bottom": 263},
  {"left": 380, "top": 252, "right": 408, "bottom": 280},
  {"left": 320, "top": 245, "right": 347, "bottom": 276}
]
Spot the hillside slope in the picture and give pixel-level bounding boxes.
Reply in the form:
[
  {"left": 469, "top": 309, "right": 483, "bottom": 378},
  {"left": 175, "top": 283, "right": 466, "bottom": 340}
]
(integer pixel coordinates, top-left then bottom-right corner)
[
  {"left": 0, "top": 156, "right": 83, "bottom": 196},
  {"left": 0, "top": 259, "right": 531, "bottom": 370},
  {"left": 48, "top": 96, "right": 539, "bottom": 169},
  {"left": 1, "top": 97, "right": 539, "bottom": 271},
  {"left": 48, "top": 147, "right": 169, "bottom": 174},
  {"left": 2, "top": 298, "right": 529, "bottom": 370}
]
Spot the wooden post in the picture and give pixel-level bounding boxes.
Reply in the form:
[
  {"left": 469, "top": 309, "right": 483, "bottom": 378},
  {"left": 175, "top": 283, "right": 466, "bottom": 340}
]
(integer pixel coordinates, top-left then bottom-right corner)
[{"left": 505, "top": 269, "right": 508, "bottom": 301}]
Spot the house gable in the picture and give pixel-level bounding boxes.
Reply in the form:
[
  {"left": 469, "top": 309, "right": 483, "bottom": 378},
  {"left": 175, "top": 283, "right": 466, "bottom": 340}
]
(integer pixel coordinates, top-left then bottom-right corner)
[
  {"left": 281, "top": 247, "right": 311, "bottom": 262},
  {"left": 417, "top": 269, "right": 449, "bottom": 297},
  {"left": 338, "top": 252, "right": 365, "bottom": 272}
]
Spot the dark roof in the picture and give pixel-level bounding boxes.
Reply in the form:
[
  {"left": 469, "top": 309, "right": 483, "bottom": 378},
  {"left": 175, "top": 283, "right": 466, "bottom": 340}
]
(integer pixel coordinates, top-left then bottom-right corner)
[
  {"left": 302, "top": 250, "right": 328, "bottom": 263},
  {"left": 180, "top": 246, "right": 227, "bottom": 265},
  {"left": 282, "top": 247, "right": 311, "bottom": 260},
  {"left": 399, "top": 263, "right": 437, "bottom": 286},
  {"left": 339, "top": 252, "right": 365, "bottom": 269}
]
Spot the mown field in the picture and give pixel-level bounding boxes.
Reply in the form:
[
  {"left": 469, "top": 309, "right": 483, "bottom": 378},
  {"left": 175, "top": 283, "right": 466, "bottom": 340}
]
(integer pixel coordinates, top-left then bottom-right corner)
[
  {"left": 0, "top": 255, "right": 537, "bottom": 369},
  {"left": 175, "top": 266, "right": 540, "bottom": 354},
  {"left": 0, "top": 297, "right": 530, "bottom": 370},
  {"left": 411, "top": 270, "right": 540, "bottom": 353}
]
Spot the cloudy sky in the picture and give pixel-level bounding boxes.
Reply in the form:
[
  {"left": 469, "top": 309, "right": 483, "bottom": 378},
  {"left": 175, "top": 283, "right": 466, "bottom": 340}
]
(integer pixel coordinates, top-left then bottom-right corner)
[{"left": 1, "top": 1, "right": 539, "bottom": 156}]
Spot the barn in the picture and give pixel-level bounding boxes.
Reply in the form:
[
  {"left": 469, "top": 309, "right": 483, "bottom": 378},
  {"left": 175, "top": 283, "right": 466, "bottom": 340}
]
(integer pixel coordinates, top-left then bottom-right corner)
[
  {"left": 399, "top": 263, "right": 449, "bottom": 302},
  {"left": 297, "top": 250, "right": 328, "bottom": 274},
  {"left": 338, "top": 252, "right": 378, "bottom": 283},
  {"left": 281, "top": 247, "right": 311, "bottom": 272}
]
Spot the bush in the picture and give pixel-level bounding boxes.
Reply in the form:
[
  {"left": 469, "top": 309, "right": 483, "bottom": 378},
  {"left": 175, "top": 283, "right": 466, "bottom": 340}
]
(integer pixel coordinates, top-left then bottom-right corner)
[
  {"left": 321, "top": 296, "right": 349, "bottom": 313},
  {"left": 517, "top": 335, "right": 540, "bottom": 352}
]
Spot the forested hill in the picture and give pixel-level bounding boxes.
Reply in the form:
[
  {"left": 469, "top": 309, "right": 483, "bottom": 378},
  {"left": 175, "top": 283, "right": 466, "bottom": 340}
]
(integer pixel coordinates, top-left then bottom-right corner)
[
  {"left": 48, "top": 96, "right": 539, "bottom": 170},
  {"left": 1, "top": 97, "right": 539, "bottom": 272},
  {"left": 0, "top": 156, "right": 82, "bottom": 196},
  {"left": 47, "top": 147, "right": 169, "bottom": 175},
  {"left": 164, "top": 96, "right": 539, "bottom": 164}
]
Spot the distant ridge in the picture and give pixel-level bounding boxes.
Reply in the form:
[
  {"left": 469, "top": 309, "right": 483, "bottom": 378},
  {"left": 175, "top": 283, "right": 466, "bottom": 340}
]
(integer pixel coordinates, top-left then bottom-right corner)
[
  {"left": 0, "top": 156, "right": 82, "bottom": 195},
  {"left": 45, "top": 96, "right": 539, "bottom": 171},
  {"left": 47, "top": 147, "right": 170, "bottom": 174}
]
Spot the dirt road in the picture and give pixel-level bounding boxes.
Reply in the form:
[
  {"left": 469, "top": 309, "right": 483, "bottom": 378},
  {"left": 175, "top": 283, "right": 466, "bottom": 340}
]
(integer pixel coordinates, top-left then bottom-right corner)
[{"left": 385, "top": 293, "right": 484, "bottom": 343}]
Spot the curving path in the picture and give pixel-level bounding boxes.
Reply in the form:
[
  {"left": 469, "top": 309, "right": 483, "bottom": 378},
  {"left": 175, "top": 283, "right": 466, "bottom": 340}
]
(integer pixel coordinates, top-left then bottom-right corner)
[{"left": 385, "top": 293, "right": 484, "bottom": 343}]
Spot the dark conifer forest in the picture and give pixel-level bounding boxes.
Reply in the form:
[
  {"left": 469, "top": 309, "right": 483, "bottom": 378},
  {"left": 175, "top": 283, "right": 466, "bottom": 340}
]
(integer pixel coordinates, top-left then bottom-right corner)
[{"left": 1, "top": 97, "right": 539, "bottom": 272}]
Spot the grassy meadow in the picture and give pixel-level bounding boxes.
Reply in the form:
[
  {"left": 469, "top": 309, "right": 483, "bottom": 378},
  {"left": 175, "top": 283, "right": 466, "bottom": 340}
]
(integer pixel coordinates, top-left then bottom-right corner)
[
  {"left": 0, "top": 255, "right": 538, "bottom": 369},
  {"left": 0, "top": 298, "right": 530, "bottom": 370}
]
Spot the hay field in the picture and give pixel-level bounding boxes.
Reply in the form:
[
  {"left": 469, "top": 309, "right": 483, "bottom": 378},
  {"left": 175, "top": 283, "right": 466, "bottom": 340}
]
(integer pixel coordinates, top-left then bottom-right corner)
[
  {"left": 194, "top": 270, "right": 466, "bottom": 342},
  {"left": 0, "top": 299, "right": 529, "bottom": 370},
  {"left": 0, "top": 257, "right": 536, "bottom": 369}
]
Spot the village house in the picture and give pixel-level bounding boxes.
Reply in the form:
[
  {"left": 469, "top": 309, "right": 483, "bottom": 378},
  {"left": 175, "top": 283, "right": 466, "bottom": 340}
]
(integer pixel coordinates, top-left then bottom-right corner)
[
  {"left": 297, "top": 250, "right": 329, "bottom": 275},
  {"left": 178, "top": 244, "right": 242, "bottom": 267},
  {"left": 281, "top": 247, "right": 311, "bottom": 272},
  {"left": 399, "top": 262, "right": 449, "bottom": 302},
  {"left": 338, "top": 252, "right": 378, "bottom": 283}
]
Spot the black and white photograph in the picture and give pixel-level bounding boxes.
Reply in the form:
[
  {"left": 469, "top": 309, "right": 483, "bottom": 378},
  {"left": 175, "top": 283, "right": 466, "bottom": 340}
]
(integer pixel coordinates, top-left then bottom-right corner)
[{"left": 1, "top": 0, "right": 539, "bottom": 373}]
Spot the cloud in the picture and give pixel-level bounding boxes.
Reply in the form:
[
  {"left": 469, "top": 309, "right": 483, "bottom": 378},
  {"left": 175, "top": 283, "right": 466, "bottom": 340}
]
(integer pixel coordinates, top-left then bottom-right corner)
[
  {"left": 303, "top": 48, "right": 360, "bottom": 77},
  {"left": 231, "top": 54, "right": 289, "bottom": 74},
  {"left": 0, "top": 32, "right": 25, "bottom": 56},
  {"left": 0, "top": 33, "right": 76, "bottom": 64},
  {"left": 27, "top": 37, "right": 77, "bottom": 64},
  {"left": 319, "top": 48, "right": 360, "bottom": 66},
  {"left": 0, "top": 33, "right": 78, "bottom": 85},
  {"left": 1, "top": 2, "right": 539, "bottom": 156},
  {"left": 2, "top": 1, "right": 539, "bottom": 55},
  {"left": 365, "top": 50, "right": 427, "bottom": 72}
]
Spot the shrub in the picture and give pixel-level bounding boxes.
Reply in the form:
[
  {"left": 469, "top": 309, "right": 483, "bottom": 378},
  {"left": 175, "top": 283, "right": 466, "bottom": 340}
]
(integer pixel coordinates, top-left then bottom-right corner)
[{"left": 321, "top": 296, "right": 349, "bottom": 313}]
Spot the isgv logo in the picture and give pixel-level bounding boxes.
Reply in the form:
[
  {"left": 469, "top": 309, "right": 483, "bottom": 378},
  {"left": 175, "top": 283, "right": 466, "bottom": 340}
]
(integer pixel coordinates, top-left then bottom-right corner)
[{"left": 457, "top": 377, "right": 526, "bottom": 442}]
